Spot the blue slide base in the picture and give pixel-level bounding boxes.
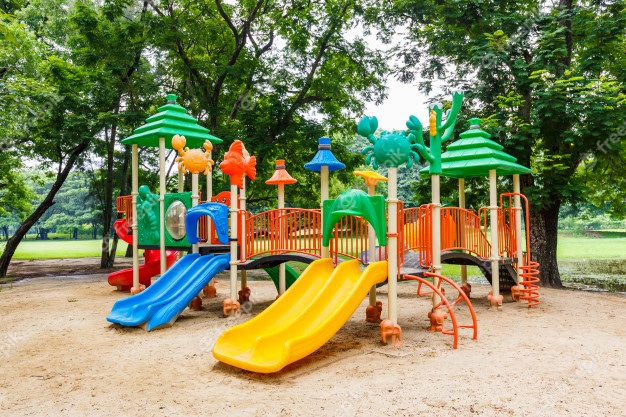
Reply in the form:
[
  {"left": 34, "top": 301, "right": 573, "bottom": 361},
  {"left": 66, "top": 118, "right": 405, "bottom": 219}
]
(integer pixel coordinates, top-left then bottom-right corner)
[{"left": 107, "top": 253, "right": 230, "bottom": 331}]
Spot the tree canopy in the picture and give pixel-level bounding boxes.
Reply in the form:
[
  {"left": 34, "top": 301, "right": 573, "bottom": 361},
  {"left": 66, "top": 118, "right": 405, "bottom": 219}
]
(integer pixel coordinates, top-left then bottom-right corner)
[{"left": 1, "top": 0, "right": 625, "bottom": 285}]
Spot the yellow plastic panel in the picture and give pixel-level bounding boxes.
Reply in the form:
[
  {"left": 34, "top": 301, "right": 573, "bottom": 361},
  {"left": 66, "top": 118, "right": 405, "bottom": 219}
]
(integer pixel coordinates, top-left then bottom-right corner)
[{"left": 212, "top": 259, "right": 388, "bottom": 373}]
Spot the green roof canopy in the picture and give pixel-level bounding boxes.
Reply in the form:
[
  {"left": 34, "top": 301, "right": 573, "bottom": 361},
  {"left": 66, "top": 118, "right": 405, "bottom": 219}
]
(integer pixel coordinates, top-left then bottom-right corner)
[
  {"left": 420, "top": 118, "right": 531, "bottom": 178},
  {"left": 121, "top": 94, "right": 222, "bottom": 149}
]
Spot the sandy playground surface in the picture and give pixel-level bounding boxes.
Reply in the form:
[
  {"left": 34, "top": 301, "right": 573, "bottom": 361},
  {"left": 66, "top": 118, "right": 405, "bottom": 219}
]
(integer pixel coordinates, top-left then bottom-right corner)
[{"left": 1, "top": 266, "right": 625, "bottom": 417}]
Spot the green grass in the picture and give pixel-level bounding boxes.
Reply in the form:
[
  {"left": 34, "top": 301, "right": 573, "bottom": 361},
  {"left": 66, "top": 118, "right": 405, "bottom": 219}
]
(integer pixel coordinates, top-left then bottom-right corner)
[
  {"left": 2, "top": 233, "right": 623, "bottom": 261},
  {"left": 557, "top": 236, "right": 626, "bottom": 259},
  {"left": 6, "top": 239, "right": 130, "bottom": 260}
]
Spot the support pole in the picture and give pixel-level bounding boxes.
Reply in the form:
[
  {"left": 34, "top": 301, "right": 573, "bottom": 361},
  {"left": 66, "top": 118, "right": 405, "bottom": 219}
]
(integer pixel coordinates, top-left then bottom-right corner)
[
  {"left": 431, "top": 174, "right": 442, "bottom": 306},
  {"left": 278, "top": 183, "right": 286, "bottom": 294},
  {"left": 240, "top": 177, "right": 247, "bottom": 292},
  {"left": 159, "top": 137, "right": 166, "bottom": 275},
  {"left": 513, "top": 174, "right": 524, "bottom": 283},
  {"left": 207, "top": 151, "right": 213, "bottom": 238},
  {"left": 489, "top": 169, "right": 501, "bottom": 304},
  {"left": 320, "top": 165, "right": 330, "bottom": 259},
  {"left": 206, "top": 150, "right": 214, "bottom": 285},
  {"left": 178, "top": 169, "right": 184, "bottom": 193},
  {"left": 387, "top": 167, "right": 399, "bottom": 324},
  {"left": 458, "top": 178, "right": 467, "bottom": 286},
  {"left": 229, "top": 184, "right": 239, "bottom": 302},
  {"left": 131, "top": 144, "right": 139, "bottom": 289},
  {"left": 191, "top": 173, "right": 199, "bottom": 254},
  {"left": 367, "top": 182, "right": 377, "bottom": 307}
]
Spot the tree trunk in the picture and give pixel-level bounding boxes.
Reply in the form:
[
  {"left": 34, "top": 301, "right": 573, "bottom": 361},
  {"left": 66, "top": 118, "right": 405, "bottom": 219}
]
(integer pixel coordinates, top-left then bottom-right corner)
[
  {"left": 1, "top": 226, "right": 8, "bottom": 241},
  {"left": 100, "top": 106, "right": 119, "bottom": 269},
  {"left": 529, "top": 201, "right": 564, "bottom": 288},
  {"left": 0, "top": 138, "right": 90, "bottom": 277}
]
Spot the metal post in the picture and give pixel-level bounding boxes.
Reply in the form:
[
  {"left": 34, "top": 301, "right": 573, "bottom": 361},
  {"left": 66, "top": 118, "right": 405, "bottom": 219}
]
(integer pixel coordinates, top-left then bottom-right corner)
[
  {"left": 229, "top": 184, "right": 239, "bottom": 301},
  {"left": 367, "top": 182, "right": 377, "bottom": 306},
  {"left": 513, "top": 174, "right": 524, "bottom": 283},
  {"left": 131, "top": 144, "right": 139, "bottom": 289},
  {"left": 489, "top": 169, "right": 500, "bottom": 298},
  {"left": 240, "top": 177, "right": 247, "bottom": 291},
  {"left": 459, "top": 178, "right": 467, "bottom": 286},
  {"left": 159, "top": 137, "right": 166, "bottom": 275},
  {"left": 431, "top": 174, "right": 442, "bottom": 306},
  {"left": 320, "top": 165, "right": 330, "bottom": 259},
  {"left": 387, "top": 167, "right": 399, "bottom": 324},
  {"left": 191, "top": 173, "right": 199, "bottom": 254}
]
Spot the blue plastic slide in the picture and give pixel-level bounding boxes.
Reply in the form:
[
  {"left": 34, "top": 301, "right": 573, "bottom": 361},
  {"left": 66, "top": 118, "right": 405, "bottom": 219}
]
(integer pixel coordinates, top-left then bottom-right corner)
[{"left": 107, "top": 253, "right": 230, "bottom": 331}]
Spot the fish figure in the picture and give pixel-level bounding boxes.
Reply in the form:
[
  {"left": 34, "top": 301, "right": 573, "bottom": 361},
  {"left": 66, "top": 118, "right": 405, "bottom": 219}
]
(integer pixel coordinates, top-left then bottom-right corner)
[{"left": 219, "top": 140, "right": 257, "bottom": 189}]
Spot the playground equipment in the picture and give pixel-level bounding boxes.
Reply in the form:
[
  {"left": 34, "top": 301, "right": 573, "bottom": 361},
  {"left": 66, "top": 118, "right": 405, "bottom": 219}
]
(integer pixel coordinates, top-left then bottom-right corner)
[
  {"left": 107, "top": 218, "right": 177, "bottom": 291},
  {"left": 107, "top": 93, "right": 540, "bottom": 374}
]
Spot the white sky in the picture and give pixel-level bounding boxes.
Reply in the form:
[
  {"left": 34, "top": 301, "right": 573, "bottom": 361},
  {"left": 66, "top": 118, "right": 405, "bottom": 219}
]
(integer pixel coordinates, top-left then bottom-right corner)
[{"left": 363, "top": 78, "right": 431, "bottom": 131}]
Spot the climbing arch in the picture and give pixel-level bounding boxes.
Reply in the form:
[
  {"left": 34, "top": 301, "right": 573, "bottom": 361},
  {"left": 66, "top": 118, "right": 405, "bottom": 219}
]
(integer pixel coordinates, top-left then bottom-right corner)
[{"left": 322, "top": 189, "right": 387, "bottom": 247}]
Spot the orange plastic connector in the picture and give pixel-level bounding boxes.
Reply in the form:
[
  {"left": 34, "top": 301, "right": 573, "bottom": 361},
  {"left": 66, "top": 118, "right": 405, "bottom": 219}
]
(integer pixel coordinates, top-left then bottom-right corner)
[
  {"left": 366, "top": 301, "right": 382, "bottom": 323},
  {"left": 203, "top": 282, "right": 217, "bottom": 298},
  {"left": 380, "top": 319, "right": 403, "bottom": 347},
  {"left": 189, "top": 295, "right": 203, "bottom": 311},
  {"left": 238, "top": 286, "right": 251, "bottom": 304},
  {"left": 428, "top": 309, "right": 447, "bottom": 332},
  {"left": 488, "top": 292, "right": 504, "bottom": 310},
  {"left": 223, "top": 298, "right": 241, "bottom": 317},
  {"left": 461, "top": 282, "right": 472, "bottom": 298},
  {"left": 510, "top": 285, "right": 523, "bottom": 302},
  {"left": 130, "top": 284, "right": 146, "bottom": 295}
]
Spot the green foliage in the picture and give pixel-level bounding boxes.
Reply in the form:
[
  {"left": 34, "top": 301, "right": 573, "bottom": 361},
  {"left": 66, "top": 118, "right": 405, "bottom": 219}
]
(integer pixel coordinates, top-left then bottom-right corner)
[
  {"left": 22, "top": 171, "right": 99, "bottom": 237},
  {"left": 146, "top": 0, "right": 388, "bottom": 208}
]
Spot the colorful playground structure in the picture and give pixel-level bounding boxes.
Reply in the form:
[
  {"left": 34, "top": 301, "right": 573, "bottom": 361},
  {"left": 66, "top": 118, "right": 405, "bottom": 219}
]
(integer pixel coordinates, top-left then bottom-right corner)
[{"left": 107, "top": 93, "right": 540, "bottom": 373}]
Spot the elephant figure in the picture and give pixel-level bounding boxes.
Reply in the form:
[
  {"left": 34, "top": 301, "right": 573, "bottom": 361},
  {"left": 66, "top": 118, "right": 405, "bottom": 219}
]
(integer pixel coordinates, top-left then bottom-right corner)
[
  {"left": 510, "top": 285, "right": 523, "bottom": 302},
  {"left": 461, "top": 282, "right": 472, "bottom": 298},
  {"left": 238, "top": 286, "right": 251, "bottom": 304},
  {"left": 223, "top": 298, "right": 241, "bottom": 317},
  {"left": 189, "top": 295, "right": 203, "bottom": 311},
  {"left": 365, "top": 300, "right": 383, "bottom": 323},
  {"left": 428, "top": 309, "right": 448, "bottom": 332},
  {"left": 488, "top": 292, "right": 504, "bottom": 310},
  {"left": 203, "top": 282, "right": 217, "bottom": 298},
  {"left": 380, "top": 319, "right": 402, "bottom": 347}
]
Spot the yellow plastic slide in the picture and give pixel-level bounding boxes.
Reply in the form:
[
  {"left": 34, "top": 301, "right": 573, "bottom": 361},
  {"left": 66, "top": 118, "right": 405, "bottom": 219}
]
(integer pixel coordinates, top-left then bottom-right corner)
[{"left": 212, "top": 258, "right": 388, "bottom": 373}]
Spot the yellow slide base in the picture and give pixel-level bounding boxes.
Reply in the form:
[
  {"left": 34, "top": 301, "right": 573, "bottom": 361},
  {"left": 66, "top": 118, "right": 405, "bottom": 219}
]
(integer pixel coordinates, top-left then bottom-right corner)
[{"left": 212, "top": 259, "right": 388, "bottom": 373}]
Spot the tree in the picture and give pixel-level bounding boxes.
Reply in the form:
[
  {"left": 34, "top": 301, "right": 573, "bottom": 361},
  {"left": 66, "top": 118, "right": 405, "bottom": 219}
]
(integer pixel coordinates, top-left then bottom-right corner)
[
  {"left": 378, "top": 0, "right": 626, "bottom": 287},
  {"left": 0, "top": 0, "right": 109, "bottom": 277},
  {"left": 68, "top": 0, "right": 156, "bottom": 267},
  {"left": 26, "top": 172, "right": 98, "bottom": 239},
  {"left": 147, "top": 0, "right": 388, "bottom": 208}
]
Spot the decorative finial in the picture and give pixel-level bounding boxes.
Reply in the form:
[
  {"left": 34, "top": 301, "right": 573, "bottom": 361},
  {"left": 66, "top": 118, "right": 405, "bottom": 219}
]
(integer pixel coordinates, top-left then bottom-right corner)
[
  {"left": 166, "top": 94, "right": 178, "bottom": 104},
  {"left": 469, "top": 118, "right": 481, "bottom": 129}
]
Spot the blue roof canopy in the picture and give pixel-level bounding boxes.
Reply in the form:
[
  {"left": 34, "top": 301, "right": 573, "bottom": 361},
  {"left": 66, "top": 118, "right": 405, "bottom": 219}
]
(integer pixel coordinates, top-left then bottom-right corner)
[{"left": 304, "top": 137, "right": 346, "bottom": 172}]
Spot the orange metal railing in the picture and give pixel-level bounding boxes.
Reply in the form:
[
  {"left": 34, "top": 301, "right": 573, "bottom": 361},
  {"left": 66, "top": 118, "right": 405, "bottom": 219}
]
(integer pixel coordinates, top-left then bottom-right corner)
[
  {"left": 500, "top": 192, "right": 540, "bottom": 307},
  {"left": 116, "top": 195, "right": 132, "bottom": 220},
  {"left": 441, "top": 207, "right": 491, "bottom": 259},
  {"left": 244, "top": 208, "right": 323, "bottom": 260},
  {"left": 400, "top": 204, "right": 491, "bottom": 268},
  {"left": 329, "top": 213, "right": 382, "bottom": 265}
]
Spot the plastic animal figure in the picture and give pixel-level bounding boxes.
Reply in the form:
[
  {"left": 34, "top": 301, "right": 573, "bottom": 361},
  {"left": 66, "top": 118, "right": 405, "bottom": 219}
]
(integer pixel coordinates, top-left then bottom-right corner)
[
  {"left": 219, "top": 140, "right": 257, "bottom": 189},
  {"left": 137, "top": 185, "right": 160, "bottom": 243},
  {"left": 488, "top": 291, "right": 504, "bottom": 310},
  {"left": 171, "top": 135, "right": 214, "bottom": 175},
  {"left": 380, "top": 319, "right": 403, "bottom": 347},
  {"left": 428, "top": 309, "right": 448, "bottom": 332},
  {"left": 357, "top": 116, "right": 422, "bottom": 169},
  {"left": 365, "top": 300, "right": 383, "bottom": 323}
]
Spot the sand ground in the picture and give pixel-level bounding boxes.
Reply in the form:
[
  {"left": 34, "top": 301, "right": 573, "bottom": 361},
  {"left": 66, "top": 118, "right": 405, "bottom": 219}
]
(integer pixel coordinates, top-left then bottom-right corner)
[{"left": 1, "top": 270, "right": 625, "bottom": 417}]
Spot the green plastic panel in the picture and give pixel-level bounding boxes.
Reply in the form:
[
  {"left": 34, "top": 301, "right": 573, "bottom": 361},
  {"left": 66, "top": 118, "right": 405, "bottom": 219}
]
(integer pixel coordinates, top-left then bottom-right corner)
[{"left": 322, "top": 189, "right": 387, "bottom": 247}]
